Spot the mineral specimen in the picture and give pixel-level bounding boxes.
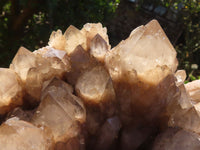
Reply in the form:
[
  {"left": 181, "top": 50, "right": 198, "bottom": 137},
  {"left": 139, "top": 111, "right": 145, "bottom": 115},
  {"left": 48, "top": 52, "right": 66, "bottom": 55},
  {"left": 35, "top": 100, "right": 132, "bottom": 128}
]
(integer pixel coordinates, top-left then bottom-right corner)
[{"left": 0, "top": 20, "right": 200, "bottom": 150}]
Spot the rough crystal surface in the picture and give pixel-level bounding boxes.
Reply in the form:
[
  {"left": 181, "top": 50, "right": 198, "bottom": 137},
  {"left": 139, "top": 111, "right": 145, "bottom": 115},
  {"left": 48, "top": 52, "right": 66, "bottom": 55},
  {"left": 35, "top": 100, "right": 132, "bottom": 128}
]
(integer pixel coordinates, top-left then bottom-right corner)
[
  {"left": 0, "top": 117, "right": 54, "bottom": 150},
  {"left": 81, "top": 23, "right": 110, "bottom": 50},
  {"left": 32, "top": 78, "right": 86, "bottom": 143},
  {"left": 0, "top": 68, "right": 23, "bottom": 115}
]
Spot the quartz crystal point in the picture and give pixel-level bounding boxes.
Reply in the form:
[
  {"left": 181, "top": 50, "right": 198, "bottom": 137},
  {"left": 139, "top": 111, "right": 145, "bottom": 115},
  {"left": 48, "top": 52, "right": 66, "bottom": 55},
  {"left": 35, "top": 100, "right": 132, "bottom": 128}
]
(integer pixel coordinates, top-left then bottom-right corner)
[
  {"left": 0, "top": 117, "right": 54, "bottom": 150},
  {"left": 185, "top": 80, "right": 200, "bottom": 103},
  {"left": 10, "top": 47, "right": 36, "bottom": 83},
  {"left": 48, "top": 29, "right": 66, "bottom": 50},
  {"left": 153, "top": 127, "right": 200, "bottom": 150},
  {"left": 76, "top": 65, "right": 116, "bottom": 136},
  {"left": 90, "top": 34, "right": 109, "bottom": 63},
  {"left": 66, "top": 45, "right": 97, "bottom": 85},
  {"left": 76, "top": 66, "right": 116, "bottom": 116},
  {"left": 105, "top": 19, "right": 178, "bottom": 124},
  {"left": 0, "top": 68, "right": 23, "bottom": 115},
  {"left": 32, "top": 78, "right": 86, "bottom": 143},
  {"left": 81, "top": 23, "right": 110, "bottom": 50},
  {"left": 64, "top": 25, "right": 87, "bottom": 54}
]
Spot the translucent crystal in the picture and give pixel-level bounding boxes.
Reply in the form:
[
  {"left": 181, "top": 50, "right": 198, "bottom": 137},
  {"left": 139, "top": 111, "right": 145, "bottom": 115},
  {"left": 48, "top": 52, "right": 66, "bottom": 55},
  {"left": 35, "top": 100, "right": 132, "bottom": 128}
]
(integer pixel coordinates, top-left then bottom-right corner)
[
  {"left": 76, "top": 66, "right": 115, "bottom": 115},
  {"left": 175, "top": 70, "right": 186, "bottom": 87},
  {"left": 64, "top": 25, "right": 87, "bottom": 54},
  {"left": 0, "top": 117, "right": 54, "bottom": 150},
  {"left": 105, "top": 20, "right": 178, "bottom": 124},
  {"left": 81, "top": 23, "right": 110, "bottom": 50},
  {"left": 185, "top": 80, "right": 200, "bottom": 103},
  {"left": 48, "top": 29, "right": 66, "bottom": 50},
  {"left": 32, "top": 78, "right": 86, "bottom": 142},
  {"left": 10, "top": 47, "right": 36, "bottom": 82},
  {"left": 0, "top": 68, "right": 23, "bottom": 115},
  {"left": 66, "top": 45, "right": 97, "bottom": 85},
  {"left": 90, "top": 34, "right": 109, "bottom": 63},
  {"left": 153, "top": 128, "right": 200, "bottom": 150}
]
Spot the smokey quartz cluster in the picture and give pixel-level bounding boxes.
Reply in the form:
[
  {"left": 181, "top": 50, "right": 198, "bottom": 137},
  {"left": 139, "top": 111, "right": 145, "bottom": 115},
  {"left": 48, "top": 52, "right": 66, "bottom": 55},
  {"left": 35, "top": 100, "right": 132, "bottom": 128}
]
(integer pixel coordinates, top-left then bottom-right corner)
[{"left": 0, "top": 20, "right": 200, "bottom": 150}]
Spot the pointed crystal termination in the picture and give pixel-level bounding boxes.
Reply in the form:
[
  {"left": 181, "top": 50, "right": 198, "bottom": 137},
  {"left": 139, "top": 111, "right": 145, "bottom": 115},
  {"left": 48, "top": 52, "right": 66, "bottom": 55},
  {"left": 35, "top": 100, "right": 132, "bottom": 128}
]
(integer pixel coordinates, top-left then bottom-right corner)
[
  {"left": 66, "top": 45, "right": 97, "bottom": 85},
  {"left": 90, "top": 34, "right": 109, "bottom": 63},
  {"left": 75, "top": 66, "right": 116, "bottom": 136},
  {"left": 185, "top": 80, "right": 200, "bottom": 103},
  {"left": 152, "top": 127, "right": 200, "bottom": 150},
  {"left": 48, "top": 29, "right": 66, "bottom": 50},
  {"left": 0, "top": 68, "right": 23, "bottom": 115},
  {"left": 105, "top": 19, "right": 178, "bottom": 125},
  {"left": 76, "top": 66, "right": 116, "bottom": 116},
  {"left": 32, "top": 78, "right": 86, "bottom": 143},
  {"left": 10, "top": 47, "right": 36, "bottom": 83},
  {"left": 81, "top": 23, "right": 110, "bottom": 50},
  {"left": 0, "top": 117, "right": 54, "bottom": 150},
  {"left": 175, "top": 70, "right": 187, "bottom": 87},
  {"left": 64, "top": 25, "right": 87, "bottom": 54}
]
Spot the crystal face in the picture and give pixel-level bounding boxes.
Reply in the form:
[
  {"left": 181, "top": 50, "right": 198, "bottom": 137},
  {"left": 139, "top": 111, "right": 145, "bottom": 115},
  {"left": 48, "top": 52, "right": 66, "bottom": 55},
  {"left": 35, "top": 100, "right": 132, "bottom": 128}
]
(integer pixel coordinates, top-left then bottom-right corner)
[
  {"left": 32, "top": 78, "right": 86, "bottom": 143},
  {"left": 1, "top": 20, "right": 200, "bottom": 150},
  {"left": 0, "top": 68, "right": 23, "bottom": 115},
  {"left": 0, "top": 117, "right": 54, "bottom": 150}
]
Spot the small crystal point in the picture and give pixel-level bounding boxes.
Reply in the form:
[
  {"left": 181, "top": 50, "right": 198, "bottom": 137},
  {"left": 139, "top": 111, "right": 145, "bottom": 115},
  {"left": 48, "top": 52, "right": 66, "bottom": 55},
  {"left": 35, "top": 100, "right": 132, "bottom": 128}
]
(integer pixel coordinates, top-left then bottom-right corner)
[
  {"left": 48, "top": 29, "right": 66, "bottom": 50},
  {"left": 90, "top": 34, "right": 108, "bottom": 63},
  {"left": 81, "top": 23, "right": 110, "bottom": 50}
]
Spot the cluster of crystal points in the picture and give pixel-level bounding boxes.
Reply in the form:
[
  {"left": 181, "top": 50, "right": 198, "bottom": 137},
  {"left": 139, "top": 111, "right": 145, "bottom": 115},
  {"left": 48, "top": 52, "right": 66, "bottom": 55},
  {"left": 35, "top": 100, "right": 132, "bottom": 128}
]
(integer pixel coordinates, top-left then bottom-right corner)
[{"left": 0, "top": 20, "right": 200, "bottom": 150}]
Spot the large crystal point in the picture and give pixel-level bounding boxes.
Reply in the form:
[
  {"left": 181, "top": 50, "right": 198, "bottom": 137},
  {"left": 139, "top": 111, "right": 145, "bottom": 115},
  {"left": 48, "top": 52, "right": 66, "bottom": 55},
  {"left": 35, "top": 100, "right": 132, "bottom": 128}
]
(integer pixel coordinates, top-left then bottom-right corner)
[
  {"left": 153, "top": 127, "right": 200, "bottom": 150},
  {"left": 32, "top": 78, "right": 86, "bottom": 143},
  {"left": 81, "top": 23, "right": 110, "bottom": 50},
  {"left": 90, "top": 34, "right": 109, "bottom": 63},
  {"left": 0, "top": 68, "right": 23, "bottom": 115},
  {"left": 10, "top": 47, "right": 36, "bottom": 83},
  {"left": 64, "top": 25, "right": 87, "bottom": 54},
  {"left": 105, "top": 20, "right": 178, "bottom": 124},
  {"left": 0, "top": 117, "right": 54, "bottom": 150}
]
